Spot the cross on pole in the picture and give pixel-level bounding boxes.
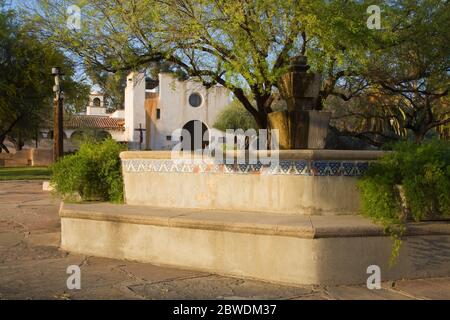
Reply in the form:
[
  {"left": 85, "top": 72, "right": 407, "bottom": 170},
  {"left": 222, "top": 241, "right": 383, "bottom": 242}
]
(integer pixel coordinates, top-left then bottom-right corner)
[
  {"left": 51, "top": 67, "right": 64, "bottom": 162},
  {"left": 134, "top": 123, "right": 146, "bottom": 150}
]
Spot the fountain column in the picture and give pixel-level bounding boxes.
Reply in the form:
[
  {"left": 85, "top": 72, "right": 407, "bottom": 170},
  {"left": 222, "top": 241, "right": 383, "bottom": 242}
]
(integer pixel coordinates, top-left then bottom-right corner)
[{"left": 268, "top": 55, "right": 331, "bottom": 149}]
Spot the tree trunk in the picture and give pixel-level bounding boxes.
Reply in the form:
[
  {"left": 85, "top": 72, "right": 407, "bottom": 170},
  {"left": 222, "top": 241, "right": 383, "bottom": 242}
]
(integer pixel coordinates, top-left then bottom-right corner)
[
  {"left": 0, "top": 116, "right": 22, "bottom": 153},
  {"left": 9, "top": 135, "right": 25, "bottom": 152},
  {"left": 254, "top": 92, "right": 272, "bottom": 129},
  {"left": 231, "top": 87, "right": 268, "bottom": 129},
  {"left": 256, "top": 109, "right": 269, "bottom": 129},
  {"left": 413, "top": 131, "right": 425, "bottom": 144},
  {"left": 15, "top": 137, "right": 24, "bottom": 151},
  {"left": 0, "top": 136, "right": 10, "bottom": 153}
]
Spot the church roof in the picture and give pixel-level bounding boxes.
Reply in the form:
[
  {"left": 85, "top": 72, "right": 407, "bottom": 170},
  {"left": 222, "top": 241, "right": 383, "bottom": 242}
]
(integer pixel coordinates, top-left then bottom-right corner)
[{"left": 64, "top": 115, "right": 125, "bottom": 131}]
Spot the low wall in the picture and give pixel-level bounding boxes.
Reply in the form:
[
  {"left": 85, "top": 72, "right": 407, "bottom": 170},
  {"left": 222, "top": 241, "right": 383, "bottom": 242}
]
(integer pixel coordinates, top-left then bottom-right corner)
[
  {"left": 0, "top": 149, "right": 32, "bottom": 167},
  {"left": 30, "top": 149, "right": 53, "bottom": 167},
  {"left": 0, "top": 148, "right": 52, "bottom": 167},
  {"left": 120, "top": 150, "right": 385, "bottom": 215}
]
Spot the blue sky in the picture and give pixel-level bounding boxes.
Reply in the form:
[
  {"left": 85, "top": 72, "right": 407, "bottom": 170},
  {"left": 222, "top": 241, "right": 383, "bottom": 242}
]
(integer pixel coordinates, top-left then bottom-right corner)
[
  {"left": 4, "top": 0, "right": 23, "bottom": 9},
  {"left": 5, "top": 0, "right": 36, "bottom": 9}
]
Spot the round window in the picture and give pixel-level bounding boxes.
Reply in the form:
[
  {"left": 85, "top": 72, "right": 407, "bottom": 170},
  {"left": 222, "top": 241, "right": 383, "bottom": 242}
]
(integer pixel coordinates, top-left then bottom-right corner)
[{"left": 188, "top": 93, "right": 202, "bottom": 108}]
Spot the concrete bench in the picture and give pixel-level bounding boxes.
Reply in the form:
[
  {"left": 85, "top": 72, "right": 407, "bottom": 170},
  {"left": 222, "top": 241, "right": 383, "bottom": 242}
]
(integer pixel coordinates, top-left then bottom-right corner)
[{"left": 60, "top": 202, "right": 450, "bottom": 285}]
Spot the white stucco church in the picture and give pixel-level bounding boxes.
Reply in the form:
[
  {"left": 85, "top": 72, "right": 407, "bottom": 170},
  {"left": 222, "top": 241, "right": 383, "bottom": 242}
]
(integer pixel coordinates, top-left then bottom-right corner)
[
  {"left": 57, "top": 72, "right": 231, "bottom": 151},
  {"left": 124, "top": 72, "right": 231, "bottom": 150}
]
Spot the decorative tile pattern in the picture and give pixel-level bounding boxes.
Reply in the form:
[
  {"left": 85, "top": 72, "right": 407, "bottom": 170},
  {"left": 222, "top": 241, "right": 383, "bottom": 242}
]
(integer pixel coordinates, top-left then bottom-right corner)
[
  {"left": 122, "top": 159, "right": 370, "bottom": 176},
  {"left": 311, "top": 161, "right": 345, "bottom": 176}
]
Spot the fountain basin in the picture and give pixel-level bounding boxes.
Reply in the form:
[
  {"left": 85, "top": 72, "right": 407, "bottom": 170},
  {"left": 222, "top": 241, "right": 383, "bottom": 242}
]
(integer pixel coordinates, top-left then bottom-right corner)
[{"left": 120, "top": 150, "right": 385, "bottom": 215}]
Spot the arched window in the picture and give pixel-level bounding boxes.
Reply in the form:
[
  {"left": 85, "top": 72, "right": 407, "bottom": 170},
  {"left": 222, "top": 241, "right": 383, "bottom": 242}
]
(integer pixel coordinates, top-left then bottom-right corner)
[{"left": 93, "top": 97, "right": 101, "bottom": 107}]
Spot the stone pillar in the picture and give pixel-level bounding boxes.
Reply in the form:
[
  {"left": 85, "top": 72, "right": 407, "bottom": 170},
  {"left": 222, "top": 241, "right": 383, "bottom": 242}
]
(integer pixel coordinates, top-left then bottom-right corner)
[{"left": 268, "top": 56, "right": 331, "bottom": 149}]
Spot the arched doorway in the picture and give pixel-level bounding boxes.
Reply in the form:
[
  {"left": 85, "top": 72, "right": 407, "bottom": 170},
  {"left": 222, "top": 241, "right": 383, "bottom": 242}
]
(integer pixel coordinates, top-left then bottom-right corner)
[
  {"left": 48, "top": 130, "right": 68, "bottom": 139},
  {"left": 96, "top": 130, "right": 112, "bottom": 141},
  {"left": 70, "top": 130, "right": 85, "bottom": 142},
  {"left": 181, "top": 120, "right": 209, "bottom": 150}
]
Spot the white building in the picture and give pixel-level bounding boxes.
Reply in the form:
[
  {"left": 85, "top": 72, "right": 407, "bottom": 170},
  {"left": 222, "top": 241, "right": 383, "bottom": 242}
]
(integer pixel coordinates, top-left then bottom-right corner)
[
  {"left": 124, "top": 72, "right": 231, "bottom": 150},
  {"left": 48, "top": 72, "right": 230, "bottom": 152},
  {"left": 61, "top": 92, "right": 126, "bottom": 151}
]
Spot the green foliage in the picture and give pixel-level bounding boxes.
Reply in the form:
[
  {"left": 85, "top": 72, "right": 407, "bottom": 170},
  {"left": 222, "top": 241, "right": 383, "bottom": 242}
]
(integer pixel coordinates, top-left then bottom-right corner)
[
  {"left": 0, "top": 167, "right": 51, "bottom": 181},
  {"left": 325, "top": 0, "right": 450, "bottom": 145},
  {"left": 27, "top": 0, "right": 449, "bottom": 138},
  {"left": 358, "top": 140, "right": 450, "bottom": 262},
  {"left": 29, "top": 0, "right": 379, "bottom": 128},
  {"left": 50, "top": 139, "right": 126, "bottom": 203},
  {"left": 0, "top": 6, "right": 89, "bottom": 151},
  {"left": 85, "top": 65, "right": 127, "bottom": 112},
  {"left": 69, "top": 128, "right": 112, "bottom": 147},
  {"left": 213, "top": 99, "right": 258, "bottom": 132}
]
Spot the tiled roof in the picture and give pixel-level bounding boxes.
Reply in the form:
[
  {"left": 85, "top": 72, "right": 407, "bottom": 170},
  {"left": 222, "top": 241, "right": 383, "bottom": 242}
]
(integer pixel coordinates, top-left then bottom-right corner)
[{"left": 64, "top": 115, "right": 125, "bottom": 131}]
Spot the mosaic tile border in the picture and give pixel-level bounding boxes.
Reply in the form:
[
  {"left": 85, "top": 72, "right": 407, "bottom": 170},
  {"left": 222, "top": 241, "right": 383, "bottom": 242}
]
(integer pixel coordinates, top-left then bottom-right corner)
[{"left": 122, "top": 159, "right": 370, "bottom": 176}]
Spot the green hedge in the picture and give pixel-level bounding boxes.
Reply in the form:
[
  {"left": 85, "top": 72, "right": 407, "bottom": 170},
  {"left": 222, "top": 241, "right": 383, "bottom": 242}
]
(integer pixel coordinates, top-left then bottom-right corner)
[
  {"left": 357, "top": 140, "right": 450, "bottom": 262},
  {"left": 50, "top": 139, "right": 126, "bottom": 203}
]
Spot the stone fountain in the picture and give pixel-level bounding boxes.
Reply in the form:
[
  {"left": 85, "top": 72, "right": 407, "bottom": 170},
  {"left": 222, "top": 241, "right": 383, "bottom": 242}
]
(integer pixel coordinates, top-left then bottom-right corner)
[{"left": 269, "top": 55, "right": 331, "bottom": 149}]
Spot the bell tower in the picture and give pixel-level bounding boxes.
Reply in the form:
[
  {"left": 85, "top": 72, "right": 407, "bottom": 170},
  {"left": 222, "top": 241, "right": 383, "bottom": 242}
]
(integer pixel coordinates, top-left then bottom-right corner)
[{"left": 86, "top": 92, "right": 106, "bottom": 115}]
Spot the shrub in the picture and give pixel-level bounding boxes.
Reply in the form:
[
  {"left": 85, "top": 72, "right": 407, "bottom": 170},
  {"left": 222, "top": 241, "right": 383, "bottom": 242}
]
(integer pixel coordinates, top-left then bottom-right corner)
[
  {"left": 213, "top": 99, "right": 257, "bottom": 131},
  {"left": 357, "top": 140, "right": 450, "bottom": 263},
  {"left": 50, "top": 139, "right": 126, "bottom": 203}
]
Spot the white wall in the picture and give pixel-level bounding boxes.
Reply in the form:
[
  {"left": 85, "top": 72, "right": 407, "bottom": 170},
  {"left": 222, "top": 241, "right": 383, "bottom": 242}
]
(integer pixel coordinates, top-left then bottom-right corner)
[
  {"left": 110, "top": 130, "right": 126, "bottom": 142},
  {"left": 124, "top": 72, "right": 147, "bottom": 148},
  {"left": 86, "top": 106, "right": 107, "bottom": 116},
  {"left": 110, "top": 110, "right": 125, "bottom": 118},
  {"left": 151, "top": 73, "right": 230, "bottom": 150},
  {"left": 63, "top": 129, "right": 126, "bottom": 144}
]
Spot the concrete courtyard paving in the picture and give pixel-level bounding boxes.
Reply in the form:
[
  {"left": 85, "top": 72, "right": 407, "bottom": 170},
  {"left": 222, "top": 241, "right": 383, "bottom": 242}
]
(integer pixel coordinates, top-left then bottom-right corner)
[{"left": 0, "top": 180, "right": 449, "bottom": 300}]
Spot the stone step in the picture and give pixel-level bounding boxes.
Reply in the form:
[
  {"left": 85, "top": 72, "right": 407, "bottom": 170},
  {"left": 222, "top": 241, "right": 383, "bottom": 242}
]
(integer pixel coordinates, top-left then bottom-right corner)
[
  {"left": 60, "top": 202, "right": 450, "bottom": 286},
  {"left": 60, "top": 202, "right": 450, "bottom": 239}
]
